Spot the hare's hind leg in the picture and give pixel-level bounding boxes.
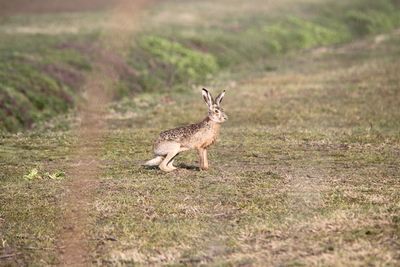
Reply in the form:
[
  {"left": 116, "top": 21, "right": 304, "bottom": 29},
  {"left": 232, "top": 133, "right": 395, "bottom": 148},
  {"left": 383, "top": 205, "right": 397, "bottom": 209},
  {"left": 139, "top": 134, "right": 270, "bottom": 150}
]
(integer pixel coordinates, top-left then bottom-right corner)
[
  {"left": 167, "top": 159, "right": 176, "bottom": 169},
  {"left": 157, "top": 142, "right": 180, "bottom": 172},
  {"left": 144, "top": 156, "right": 164, "bottom": 167}
]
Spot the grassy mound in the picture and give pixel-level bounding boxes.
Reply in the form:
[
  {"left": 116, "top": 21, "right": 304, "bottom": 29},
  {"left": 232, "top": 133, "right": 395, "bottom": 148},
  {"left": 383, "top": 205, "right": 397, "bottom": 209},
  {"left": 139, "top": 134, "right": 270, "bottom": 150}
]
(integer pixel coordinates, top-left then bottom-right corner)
[
  {"left": 132, "top": 0, "right": 400, "bottom": 77},
  {"left": 1, "top": 0, "right": 400, "bottom": 132},
  {"left": 0, "top": 33, "right": 92, "bottom": 131},
  {"left": 131, "top": 35, "right": 218, "bottom": 92}
]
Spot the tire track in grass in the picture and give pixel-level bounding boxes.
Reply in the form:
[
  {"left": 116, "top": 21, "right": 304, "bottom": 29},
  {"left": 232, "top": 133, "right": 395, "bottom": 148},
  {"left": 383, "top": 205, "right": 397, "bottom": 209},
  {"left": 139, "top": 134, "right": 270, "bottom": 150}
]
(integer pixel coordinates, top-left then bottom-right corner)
[{"left": 57, "top": 1, "right": 149, "bottom": 265}]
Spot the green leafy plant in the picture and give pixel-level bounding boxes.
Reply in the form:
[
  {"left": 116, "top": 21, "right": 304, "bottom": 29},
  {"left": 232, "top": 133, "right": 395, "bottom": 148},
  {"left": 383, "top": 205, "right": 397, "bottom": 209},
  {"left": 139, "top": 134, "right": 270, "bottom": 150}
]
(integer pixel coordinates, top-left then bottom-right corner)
[
  {"left": 23, "top": 168, "right": 41, "bottom": 180},
  {"left": 138, "top": 36, "right": 218, "bottom": 87},
  {"left": 23, "top": 167, "right": 65, "bottom": 181}
]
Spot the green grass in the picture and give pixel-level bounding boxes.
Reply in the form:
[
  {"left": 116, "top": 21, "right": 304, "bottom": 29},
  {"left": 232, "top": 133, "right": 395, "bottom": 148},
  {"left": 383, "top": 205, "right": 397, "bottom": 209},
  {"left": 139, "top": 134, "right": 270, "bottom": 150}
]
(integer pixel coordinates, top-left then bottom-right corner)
[
  {"left": 132, "top": 35, "right": 218, "bottom": 92},
  {"left": 0, "top": 31, "right": 95, "bottom": 131},
  {"left": 128, "top": 0, "right": 400, "bottom": 92},
  {"left": 0, "top": 11, "right": 108, "bottom": 132},
  {"left": 89, "top": 31, "right": 400, "bottom": 265},
  {"left": 0, "top": 128, "right": 72, "bottom": 265},
  {"left": 1, "top": 0, "right": 400, "bottom": 266},
  {"left": 1, "top": 0, "right": 400, "bottom": 132}
]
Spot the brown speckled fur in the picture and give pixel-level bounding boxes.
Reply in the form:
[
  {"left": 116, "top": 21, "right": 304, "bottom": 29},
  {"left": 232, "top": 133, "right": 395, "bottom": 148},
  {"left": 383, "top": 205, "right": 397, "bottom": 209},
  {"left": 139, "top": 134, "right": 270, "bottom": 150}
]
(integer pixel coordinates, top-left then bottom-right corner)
[
  {"left": 156, "top": 117, "right": 220, "bottom": 150},
  {"left": 145, "top": 88, "right": 227, "bottom": 172}
]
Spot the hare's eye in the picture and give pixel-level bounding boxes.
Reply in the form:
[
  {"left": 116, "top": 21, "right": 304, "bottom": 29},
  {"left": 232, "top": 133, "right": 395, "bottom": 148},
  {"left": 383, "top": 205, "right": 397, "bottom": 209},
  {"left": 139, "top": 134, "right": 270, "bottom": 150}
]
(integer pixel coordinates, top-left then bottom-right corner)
[{"left": 215, "top": 109, "right": 220, "bottom": 113}]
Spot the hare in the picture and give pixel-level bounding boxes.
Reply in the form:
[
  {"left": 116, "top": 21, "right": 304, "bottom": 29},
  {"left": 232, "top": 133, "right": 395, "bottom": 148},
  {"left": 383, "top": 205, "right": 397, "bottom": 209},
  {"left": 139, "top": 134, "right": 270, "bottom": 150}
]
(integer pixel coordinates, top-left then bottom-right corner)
[{"left": 144, "top": 88, "right": 228, "bottom": 172}]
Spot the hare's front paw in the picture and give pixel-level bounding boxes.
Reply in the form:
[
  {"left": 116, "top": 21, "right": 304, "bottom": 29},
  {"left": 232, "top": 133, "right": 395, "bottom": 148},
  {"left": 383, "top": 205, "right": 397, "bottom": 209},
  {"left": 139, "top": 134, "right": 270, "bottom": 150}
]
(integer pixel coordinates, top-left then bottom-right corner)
[{"left": 200, "top": 165, "right": 209, "bottom": 171}]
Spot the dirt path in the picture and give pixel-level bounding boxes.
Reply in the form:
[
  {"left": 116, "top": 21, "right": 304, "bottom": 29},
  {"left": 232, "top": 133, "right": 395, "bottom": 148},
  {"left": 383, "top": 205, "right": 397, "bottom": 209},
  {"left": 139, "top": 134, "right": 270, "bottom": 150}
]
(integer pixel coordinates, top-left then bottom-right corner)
[{"left": 57, "top": 1, "right": 149, "bottom": 265}]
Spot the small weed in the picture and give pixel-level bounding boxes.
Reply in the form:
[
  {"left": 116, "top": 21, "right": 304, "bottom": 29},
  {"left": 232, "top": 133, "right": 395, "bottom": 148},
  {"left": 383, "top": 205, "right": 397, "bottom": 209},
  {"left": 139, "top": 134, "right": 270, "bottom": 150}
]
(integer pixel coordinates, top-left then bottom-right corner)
[
  {"left": 47, "top": 170, "right": 66, "bottom": 180},
  {"left": 23, "top": 167, "right": 66, "bottom": 181},
  {"left": 23, "top": 167, "right": 41, "bottom": 180}
]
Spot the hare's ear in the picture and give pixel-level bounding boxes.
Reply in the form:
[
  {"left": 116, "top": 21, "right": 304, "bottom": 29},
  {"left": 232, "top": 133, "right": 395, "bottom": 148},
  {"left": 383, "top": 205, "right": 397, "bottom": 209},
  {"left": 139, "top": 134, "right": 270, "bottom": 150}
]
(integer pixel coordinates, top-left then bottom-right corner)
[
  {"left": 202, "top": 88, "right": 213, "bottom": 107},
  {"left": 215, "top": 90, "right": 225, "bottom": 106}
]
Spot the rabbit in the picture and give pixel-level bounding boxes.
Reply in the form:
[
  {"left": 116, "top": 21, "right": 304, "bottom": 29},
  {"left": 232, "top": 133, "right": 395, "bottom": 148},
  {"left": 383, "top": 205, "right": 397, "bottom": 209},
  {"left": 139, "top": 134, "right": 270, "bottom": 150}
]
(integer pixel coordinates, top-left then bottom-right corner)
[{"left": 144, "top": 88, "right": 228, "bottom": 172}]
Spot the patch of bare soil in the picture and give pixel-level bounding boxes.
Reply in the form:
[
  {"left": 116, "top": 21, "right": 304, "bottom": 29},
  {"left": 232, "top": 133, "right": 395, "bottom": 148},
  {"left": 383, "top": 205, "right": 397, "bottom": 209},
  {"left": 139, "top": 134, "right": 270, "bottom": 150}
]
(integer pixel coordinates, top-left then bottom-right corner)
[
  {"left": 56, "top": 0, "right": 150, "bottom": 265},
  {"left": 58, "top": 66, "right": 112, "bottom": 266}
]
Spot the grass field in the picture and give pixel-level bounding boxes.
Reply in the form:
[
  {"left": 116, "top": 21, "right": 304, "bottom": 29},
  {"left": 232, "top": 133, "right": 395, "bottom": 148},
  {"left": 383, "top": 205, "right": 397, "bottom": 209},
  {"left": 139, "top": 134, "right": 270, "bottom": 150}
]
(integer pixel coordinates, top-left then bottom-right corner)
[{"left": 1, "top": 0, "right": 400, "bottom": 266}]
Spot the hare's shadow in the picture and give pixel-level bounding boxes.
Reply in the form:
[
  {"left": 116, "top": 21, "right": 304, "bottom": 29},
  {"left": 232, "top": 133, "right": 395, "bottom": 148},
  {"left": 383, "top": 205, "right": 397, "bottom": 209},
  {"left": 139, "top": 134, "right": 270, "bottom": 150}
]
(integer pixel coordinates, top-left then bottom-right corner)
[
  {"left": 177, "top": 163, "right": 199, "bottom": 171},
  {"left": 143, "top": 163, "right": 199, "bottom": 171}
]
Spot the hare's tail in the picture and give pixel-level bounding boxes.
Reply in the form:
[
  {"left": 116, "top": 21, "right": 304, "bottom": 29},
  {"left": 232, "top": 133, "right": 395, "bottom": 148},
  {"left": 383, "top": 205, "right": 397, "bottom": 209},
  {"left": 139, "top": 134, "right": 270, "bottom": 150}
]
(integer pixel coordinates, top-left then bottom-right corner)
[{"left": 144, "top": 156, "right": 164, "bottom": 167}]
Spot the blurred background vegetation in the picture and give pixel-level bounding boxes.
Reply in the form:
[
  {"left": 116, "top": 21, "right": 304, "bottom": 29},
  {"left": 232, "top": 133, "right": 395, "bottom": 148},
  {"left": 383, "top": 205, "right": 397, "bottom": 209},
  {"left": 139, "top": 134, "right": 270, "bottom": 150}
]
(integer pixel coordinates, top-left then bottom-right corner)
[{"left": 1, "top": 0, "right": 400, "bottom": 132}]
